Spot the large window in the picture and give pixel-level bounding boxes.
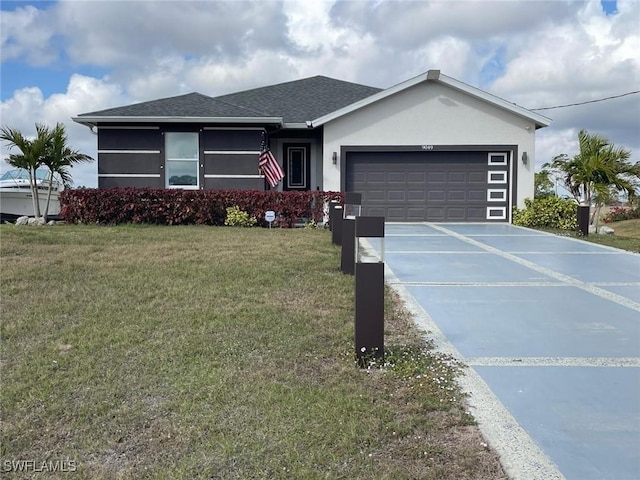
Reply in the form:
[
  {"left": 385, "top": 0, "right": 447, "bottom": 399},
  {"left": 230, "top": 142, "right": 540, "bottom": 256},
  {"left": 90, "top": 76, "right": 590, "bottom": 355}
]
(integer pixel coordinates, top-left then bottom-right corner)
[{"left": 166, "top": 132, "right": 199, "bottom": 188}]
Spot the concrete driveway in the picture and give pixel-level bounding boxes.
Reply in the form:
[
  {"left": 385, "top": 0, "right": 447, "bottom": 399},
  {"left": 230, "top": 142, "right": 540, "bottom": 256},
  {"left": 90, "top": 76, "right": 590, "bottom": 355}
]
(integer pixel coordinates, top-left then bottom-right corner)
[{"left": 380, "top": 223, "right": 640, "bottom": 480}]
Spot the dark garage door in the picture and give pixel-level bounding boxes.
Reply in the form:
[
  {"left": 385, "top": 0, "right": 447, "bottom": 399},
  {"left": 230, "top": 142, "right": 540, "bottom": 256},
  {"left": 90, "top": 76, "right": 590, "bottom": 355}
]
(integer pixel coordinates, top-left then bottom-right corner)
[{"left": 345, "top": 150, "right": 510, "bottom": 222}]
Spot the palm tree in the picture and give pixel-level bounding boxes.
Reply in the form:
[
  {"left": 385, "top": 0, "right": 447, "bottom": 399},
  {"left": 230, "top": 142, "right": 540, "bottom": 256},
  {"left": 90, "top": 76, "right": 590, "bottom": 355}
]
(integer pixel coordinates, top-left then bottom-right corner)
[
  {"left": 0, "top": 124, "right": 52, "bottom": 218},
  {"left": 546, "top": 129, "right": 639, "bottom": 226},
  {"left": 40, "top": 123, "right": 93, "bottom": 219}
]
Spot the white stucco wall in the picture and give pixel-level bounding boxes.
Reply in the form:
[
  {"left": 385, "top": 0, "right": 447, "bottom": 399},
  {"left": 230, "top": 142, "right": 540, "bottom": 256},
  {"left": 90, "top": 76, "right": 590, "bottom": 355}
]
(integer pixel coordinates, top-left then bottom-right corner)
[{"left": 322, "top": 81, "right": 538, "bottom": 207}]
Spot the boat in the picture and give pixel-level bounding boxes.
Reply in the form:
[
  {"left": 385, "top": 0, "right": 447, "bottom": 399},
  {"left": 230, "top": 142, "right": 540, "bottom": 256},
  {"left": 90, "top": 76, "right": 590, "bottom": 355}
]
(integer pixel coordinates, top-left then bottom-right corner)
[{"left": 0, "top": 168, "right": 64, "bottom": 222}]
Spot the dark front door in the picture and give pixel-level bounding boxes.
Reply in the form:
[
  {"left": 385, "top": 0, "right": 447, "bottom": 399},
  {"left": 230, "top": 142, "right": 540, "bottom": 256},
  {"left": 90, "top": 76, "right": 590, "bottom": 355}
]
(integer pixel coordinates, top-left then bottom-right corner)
[{"left": 283, "top": 143, "right": 311, "bottom": 191}]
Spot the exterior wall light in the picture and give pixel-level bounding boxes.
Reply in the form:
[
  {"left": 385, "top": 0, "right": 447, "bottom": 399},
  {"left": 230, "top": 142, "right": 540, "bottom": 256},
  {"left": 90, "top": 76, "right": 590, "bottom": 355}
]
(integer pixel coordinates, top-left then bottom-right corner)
[
  {"left": 522, "top": 152, "right": 528, "bottom": 165},
  {"left": 332, "top": 152, "right": 338, "bottom": 164}
]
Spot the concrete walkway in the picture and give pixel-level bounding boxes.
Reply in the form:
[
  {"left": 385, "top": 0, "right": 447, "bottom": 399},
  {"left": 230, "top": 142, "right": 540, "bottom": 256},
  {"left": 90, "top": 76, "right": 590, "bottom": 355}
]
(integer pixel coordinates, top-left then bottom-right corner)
[{"left": 380, "top": 223, "right": 640, "bottom": 480}]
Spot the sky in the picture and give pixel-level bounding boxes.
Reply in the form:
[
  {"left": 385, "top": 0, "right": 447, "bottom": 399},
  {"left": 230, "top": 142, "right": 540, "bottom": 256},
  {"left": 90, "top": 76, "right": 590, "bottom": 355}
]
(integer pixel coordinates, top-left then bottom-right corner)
[{"left": 1, "top": 0, "right": 638, "bottom": 189}]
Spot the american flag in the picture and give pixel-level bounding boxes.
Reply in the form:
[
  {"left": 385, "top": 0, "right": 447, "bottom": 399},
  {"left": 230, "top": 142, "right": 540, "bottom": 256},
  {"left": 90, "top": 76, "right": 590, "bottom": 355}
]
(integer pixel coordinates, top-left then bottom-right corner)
[{"left": 259, "top": 131, "right": 285, "bottom": 188}]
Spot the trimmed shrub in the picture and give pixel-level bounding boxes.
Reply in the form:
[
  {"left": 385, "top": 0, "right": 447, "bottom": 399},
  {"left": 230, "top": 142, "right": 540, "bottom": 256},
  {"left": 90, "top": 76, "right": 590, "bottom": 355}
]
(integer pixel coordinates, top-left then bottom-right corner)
[
  {"left": 59, "top": 188, "right": 343, "bottom": 227},
  {"left": 512, "top": 197, "right": 578, "bottom": 230},
  {"left": 224, "top": 206, "right": 257, "bottom": 227},
  {"left": 602, "top": 206, "right": 640, "bottom": 223}
]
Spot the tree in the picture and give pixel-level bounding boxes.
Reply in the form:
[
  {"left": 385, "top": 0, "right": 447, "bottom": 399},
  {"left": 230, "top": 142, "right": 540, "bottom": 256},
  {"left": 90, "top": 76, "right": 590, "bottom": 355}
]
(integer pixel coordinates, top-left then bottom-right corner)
[
  {"left": 40, "top": 123, "right": 93, "bottom": 219},
  {"left": 534, "top": 169, "right": 555, "bottom": 199},
  {"left": 1, "top": 123, "right": 94, "bottom": 219},
  {"left": 545, "top": 129, "right": 640, "bottom": 227},
  {"left": 0, "top": 124, "right": 52, "bottom": 218}
]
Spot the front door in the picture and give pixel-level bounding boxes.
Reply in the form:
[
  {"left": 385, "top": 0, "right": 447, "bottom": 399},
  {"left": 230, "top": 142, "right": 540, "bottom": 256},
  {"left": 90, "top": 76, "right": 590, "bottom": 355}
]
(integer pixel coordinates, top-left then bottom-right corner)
[{"left": 283, "top": 143, "right": 311, "bottom": 191}]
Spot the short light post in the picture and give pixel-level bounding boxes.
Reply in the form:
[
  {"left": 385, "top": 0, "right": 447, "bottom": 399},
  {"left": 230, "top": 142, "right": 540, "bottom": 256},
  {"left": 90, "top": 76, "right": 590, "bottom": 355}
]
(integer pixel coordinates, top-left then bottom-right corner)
[
  {"left": 354, "top": 216, "right": 385, "bottom": 367},
  {"left": 329, "top": 201, "right": 343, "bottom": 245},
  {"left": 577, "top": 204, "right": 590, "bottom": 236},
  {"left": 340, "top": 192, "right": 361, "bottom": 275}
]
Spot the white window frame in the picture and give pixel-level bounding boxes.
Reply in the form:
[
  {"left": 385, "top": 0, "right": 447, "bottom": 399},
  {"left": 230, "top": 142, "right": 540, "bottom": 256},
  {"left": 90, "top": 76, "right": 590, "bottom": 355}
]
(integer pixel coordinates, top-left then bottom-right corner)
[
  {"left": 488, "top": 152, "right": 508, "bottom": 165},
  {"left": 486, "top": 207, "right": 507, "bottom": 220},
  {"left": 487, "top": 171, "right": 507, "bottom": 184},
  {"left": 165, "top": 132, "right": 199, "bottom": 190},
  {"left": 487, "top": 189, "right": 507, "bottom": 202}
]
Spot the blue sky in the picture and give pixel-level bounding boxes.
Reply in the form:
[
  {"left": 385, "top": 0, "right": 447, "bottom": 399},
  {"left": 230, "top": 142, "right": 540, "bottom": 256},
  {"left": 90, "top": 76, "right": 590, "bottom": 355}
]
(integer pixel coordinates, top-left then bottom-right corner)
[{"left": 1, "top": 0, "right": 638, "bottom": 189}]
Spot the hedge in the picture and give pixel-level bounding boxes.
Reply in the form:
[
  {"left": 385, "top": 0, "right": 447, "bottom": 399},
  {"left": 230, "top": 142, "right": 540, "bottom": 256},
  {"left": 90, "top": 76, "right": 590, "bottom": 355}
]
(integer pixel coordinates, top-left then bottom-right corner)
[
  {"left": 60, "top": 188, "right": 344, "bottom": 227},
  {"left": 512, "top": 196, "right": 578, "bottom": 230}
]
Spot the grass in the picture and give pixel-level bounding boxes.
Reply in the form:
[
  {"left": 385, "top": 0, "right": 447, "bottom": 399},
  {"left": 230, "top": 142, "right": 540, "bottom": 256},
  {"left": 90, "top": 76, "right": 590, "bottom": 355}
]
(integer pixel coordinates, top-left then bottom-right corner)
[
  {"left": 542, "top": 219, "right": 640, "bottom": 252},
  {"left": 0, "top": 225, "right": 505, "bottom": 479}
]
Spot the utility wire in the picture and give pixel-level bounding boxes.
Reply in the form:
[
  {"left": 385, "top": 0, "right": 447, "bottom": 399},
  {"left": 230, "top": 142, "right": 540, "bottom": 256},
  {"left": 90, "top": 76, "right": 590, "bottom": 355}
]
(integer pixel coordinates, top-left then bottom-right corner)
[{"left": 530, "top": 90, "right": 640, "bottom": 111}]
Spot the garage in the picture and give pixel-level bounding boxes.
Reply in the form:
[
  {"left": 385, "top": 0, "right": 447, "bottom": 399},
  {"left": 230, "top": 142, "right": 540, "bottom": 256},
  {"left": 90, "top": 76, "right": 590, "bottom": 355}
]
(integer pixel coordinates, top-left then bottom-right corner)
[{"left": 345, "top": 148, "right": 513, "bottom": 222}]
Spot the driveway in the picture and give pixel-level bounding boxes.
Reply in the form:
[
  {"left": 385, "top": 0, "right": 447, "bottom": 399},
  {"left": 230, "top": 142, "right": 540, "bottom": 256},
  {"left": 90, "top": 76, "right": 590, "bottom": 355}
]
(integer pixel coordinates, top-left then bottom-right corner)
[{"left": 380, "top": 223, "right": 640, "bottom": 480}]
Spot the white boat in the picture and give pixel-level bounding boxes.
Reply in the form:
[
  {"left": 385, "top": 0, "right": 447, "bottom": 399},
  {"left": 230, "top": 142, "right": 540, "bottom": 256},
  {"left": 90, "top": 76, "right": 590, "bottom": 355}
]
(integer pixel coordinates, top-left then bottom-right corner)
[{"left": 0, "top": 169, "right": 64, "bottom": 221}]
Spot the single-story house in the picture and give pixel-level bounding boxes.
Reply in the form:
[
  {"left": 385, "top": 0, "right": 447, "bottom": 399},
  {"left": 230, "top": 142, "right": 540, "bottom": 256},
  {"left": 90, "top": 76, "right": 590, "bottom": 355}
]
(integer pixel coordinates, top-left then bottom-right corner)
[{"left": 72, "top": 70, "right": 551, "bottom": 222}]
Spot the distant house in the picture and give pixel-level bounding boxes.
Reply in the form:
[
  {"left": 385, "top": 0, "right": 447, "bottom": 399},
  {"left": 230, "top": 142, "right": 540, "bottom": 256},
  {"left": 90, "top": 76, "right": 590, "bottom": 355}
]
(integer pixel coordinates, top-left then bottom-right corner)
[{"left": 72, "top": 70, "right": 551, "bottom": 222}]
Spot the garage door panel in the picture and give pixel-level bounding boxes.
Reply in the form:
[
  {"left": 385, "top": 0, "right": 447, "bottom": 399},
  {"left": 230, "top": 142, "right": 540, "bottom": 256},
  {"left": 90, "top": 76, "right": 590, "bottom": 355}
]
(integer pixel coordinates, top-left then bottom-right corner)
[
  {"left": 407, "top": 172, "right": 425, "bottom": 183},
  {"left": 388, "top": 172, "right": 406, "bottom": 183},
  {"left": 346, "top": 150, "right": 510, "bottom": 222},
  {"left": 366, "top": 190, "right": 385, "bottom": 201},
  {"left": 427, "top": 207, "right": 445, "bottom": 221},
  {"left": 448, "top": 172, "right": 466, "bottom": 183},
  {"left": 367, "top": 172, "right": 386, "bottom": 183},
  {"left": 407, "top": 208, "right": 426, "bottom": 221},
  {"left": 388, "top": 190, "right": 406, "bottom": 201},
  {"left": 447, "top": 207, "right": 466, "bottom": 221},
  {"left": 448, "top": 190, "right": 466, "bottom": 201},
  {"left": 387, "top": 207, "right": 407, "bottom": 221},
  {"left": 408, "top": 190, "right": 425, "bottom": 201},
  {"left": 468, "top": 171, "right": 486, "bottom": 183},
  {"left": 469, "top": 189, "right": 486, "bottom": 201},
  {"left": 428, "top": 190, "right": 445, "bottom": 201},
  {"left": 468, "top": 207, "right": 487, "bottom": 220},
  {"left": 429, "top": 172, "right": 446, "bottom": 183}
]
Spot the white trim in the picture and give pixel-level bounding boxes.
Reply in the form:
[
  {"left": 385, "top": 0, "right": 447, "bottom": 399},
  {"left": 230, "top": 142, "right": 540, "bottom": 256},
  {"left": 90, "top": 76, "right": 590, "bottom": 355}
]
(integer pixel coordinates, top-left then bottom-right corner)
[
  {"left": 310, "top": 70, "right": 552, "bottom": 128},
  {"left": 488, "top": 152, "right": 508, "bottom": 165},
  {"left": 204, "top": 174, "right": 264, "bottom": 179},
  {"left": 487, "top": 189, "right": 507, "bottom": 202},
  {"left": 202, "top": 127, "right": 265, "bottom": 131},
  {"left": 73, "top": 116, "right": 283, "bottom": 127},
  {"left": 98, "top": 150, "right": 160, "bottom": 154},
  {"left": 488, "top": 171, "right": 507, "bottom": 184},
  {"left": 204, "top": 150, "right": 260, "bottom": 155},
  {"left": 98, "top": 174, "right": 161, "bottom": 178},
  {"left": 97, "top": 126, "right": 159, "bottom": 130},
  {"left": 486, "top": 207, "right": 507, "bottom": 220}
]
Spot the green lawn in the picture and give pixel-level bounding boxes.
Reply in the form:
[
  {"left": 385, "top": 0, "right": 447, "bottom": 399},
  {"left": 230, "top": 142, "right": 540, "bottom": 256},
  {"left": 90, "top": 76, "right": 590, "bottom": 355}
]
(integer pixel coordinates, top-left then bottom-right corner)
[
  {"left": 0, "top": 225, "right": 504, "bottom": 479},
  {"left": 545, "top": 219, "right": 640, "bottom": 252}
]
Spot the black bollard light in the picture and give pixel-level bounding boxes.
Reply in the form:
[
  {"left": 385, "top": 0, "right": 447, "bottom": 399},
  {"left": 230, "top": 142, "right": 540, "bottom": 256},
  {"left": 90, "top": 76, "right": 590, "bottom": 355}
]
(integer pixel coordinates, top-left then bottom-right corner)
[{"left": 354, "top": 216, "right": 385, "bottom": 368}]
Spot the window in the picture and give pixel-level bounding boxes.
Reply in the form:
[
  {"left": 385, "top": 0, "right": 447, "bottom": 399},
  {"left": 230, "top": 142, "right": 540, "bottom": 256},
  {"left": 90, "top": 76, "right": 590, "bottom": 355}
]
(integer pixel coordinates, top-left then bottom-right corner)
[{"left": 166, "top": 132, "right": 199, "bottom": 188}]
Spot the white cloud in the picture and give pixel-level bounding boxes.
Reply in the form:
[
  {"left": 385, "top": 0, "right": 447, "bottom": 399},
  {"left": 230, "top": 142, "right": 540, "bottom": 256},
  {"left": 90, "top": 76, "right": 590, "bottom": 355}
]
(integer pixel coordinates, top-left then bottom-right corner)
[
  {"left": 1, "top": 0, "right": 638, "bottom": 190},
  {"left": 1, "top": 75, "right": 124, "bottom": 187}
]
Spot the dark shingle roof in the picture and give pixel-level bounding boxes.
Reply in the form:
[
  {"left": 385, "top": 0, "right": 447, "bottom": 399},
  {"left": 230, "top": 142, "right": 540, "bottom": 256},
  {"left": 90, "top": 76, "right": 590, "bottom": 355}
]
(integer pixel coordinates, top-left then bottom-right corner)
[
  {"left": 215, "top": 76, "right": 382, "bottom": 123},
  {"left": 78, "top": 92, "right": 269, "bottom": 118},
  {"left": 78, "top": 76, "right": 382, "bottom": 123}
]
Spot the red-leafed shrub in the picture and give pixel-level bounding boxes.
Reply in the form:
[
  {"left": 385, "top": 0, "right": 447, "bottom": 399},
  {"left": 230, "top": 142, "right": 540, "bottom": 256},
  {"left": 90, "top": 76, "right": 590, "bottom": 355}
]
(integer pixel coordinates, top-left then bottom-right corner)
[
  {"left": 60, "top": 188, "right": 344, "bottom": 227},
  {"left": 601, "top": 206, "right": 640, "bottom": 223}
]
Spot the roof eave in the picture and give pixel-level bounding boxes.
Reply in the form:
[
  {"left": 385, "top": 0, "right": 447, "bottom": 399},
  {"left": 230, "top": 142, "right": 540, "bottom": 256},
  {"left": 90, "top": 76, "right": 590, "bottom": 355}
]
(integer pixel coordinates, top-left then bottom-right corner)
[
  {"left": 71, "top": 116, "right": 284, "bottom": 128},
  {"left": 436, "top": 73, "right": 552, "bottom": 128},
  {"left": 310, "top": 69, "right": 552, "bottom": 128}
]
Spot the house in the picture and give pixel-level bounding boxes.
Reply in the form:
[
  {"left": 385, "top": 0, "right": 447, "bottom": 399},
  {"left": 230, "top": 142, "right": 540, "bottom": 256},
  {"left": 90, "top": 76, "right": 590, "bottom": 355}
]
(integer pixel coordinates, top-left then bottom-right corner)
[{"left": 72, "top": 70, "right": 551, "bottom": 222}]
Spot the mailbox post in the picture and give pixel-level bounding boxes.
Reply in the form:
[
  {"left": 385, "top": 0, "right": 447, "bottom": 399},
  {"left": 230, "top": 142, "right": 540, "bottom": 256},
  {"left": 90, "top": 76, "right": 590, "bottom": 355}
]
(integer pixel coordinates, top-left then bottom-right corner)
[
  {"left": 354, "top": 216, "right": 385, "bottom": 367},
  {"left": 340, "top": 192, "right": 362, "bottom": 274}
]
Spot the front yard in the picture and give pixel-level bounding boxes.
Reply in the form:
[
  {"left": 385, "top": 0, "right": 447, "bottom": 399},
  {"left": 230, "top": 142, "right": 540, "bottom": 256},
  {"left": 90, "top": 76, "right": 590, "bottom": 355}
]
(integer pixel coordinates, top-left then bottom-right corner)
[{"left": 0, "top": 225, "right": 504, "bottom": 479}]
